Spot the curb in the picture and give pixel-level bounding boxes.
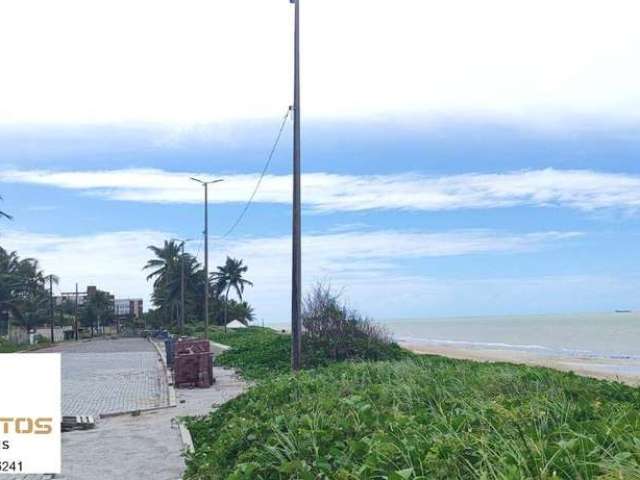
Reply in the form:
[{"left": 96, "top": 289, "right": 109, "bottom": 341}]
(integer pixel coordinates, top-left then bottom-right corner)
[
  {"left": 209, "top": 340, "right": 231, "bottom": 352},
  {"left": 99, "top": 403, "right": 175, "bottom": 419},
  {"left": 177, "top": 420, "right": 195, "bottom": 454},
  {"left": 148, "top": 337, "right": 177, "bottom": 408}
]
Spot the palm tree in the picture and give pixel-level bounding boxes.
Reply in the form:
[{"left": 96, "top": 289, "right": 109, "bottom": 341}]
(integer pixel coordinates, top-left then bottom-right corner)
[
  {"left": 0, "top": 195, "right": 12, "bottom": 220},
  {"left": 211, "top": 257, "right": 253, "bottom": 329},
  {"left": 0, "top": 248, "right": 51, "bottom": 333},
  {"left": 86, "top": 290, "right": 113, "bottom": 336},
  {"left": 143, "top": 240, "right": 182, "bottom": 325},
  {"left": 230, "top": 300, "right": 255, "bottom": 325},
  {"left": 0, "top": 248, "right": 22, "bottom": 320},
  {"left": 144, "top": 240, "right": 182, "bottom": 284},
  {"left": 178, "top": 252, "right": 204, "bottom": 325},
  {"left": 0, "top": 246, "right": 60, "bottom": 343}
]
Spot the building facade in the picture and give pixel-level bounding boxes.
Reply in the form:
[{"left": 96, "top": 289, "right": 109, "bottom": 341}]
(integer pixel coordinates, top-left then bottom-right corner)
[{"left": 114, "top": 298, "right": 143, "bottom": 318}]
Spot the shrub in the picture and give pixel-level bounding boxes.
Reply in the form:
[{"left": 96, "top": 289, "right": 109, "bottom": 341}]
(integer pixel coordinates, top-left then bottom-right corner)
[
  {"left": 0, "top": 337, "right": 18, "bottom": 353},
  {"left": 302, "top": 283, "right": 405, "bottom": 366}
]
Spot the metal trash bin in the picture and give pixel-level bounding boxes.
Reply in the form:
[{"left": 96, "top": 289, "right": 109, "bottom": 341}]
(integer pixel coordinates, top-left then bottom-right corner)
[
  {"left": 155, "top": 329, "right": 171, "bottom": 340},
  {"left": 174, "top": 338, "right": 214, "bottom": 388},
  {"left": 164, "top": 337, "right": 175, "bottom": 367}
]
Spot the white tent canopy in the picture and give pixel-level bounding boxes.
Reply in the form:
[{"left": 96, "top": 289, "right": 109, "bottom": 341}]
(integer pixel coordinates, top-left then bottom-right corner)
[{"left": 226, "top": 320, "right": 247, "bottom": 329}]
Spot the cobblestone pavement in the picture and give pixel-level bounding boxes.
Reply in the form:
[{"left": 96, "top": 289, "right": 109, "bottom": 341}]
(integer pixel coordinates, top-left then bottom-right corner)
[
  {"left": 8, "top": 337, "right": 247, "bottom": 480},
  {"left": 43, "top": 338, "right": 169, "bottom": 416}
]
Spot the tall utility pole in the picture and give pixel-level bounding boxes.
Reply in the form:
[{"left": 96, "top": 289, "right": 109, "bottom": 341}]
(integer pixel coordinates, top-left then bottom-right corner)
[
  {"left": 177, "top": 238, "right": 192, "bottom": 331},
  {"left": 74, "top": 283, "right": 79, "bottom": 341},
  {"left": 48, "top": 276, "right": 54, "bottom": 343},
  {"left": 190, "top": 177, "right": 223, "bottom": 341},
  {"left": 291, "top": 0, "right": 302, "bottom": 371},
  {"left": 181, "top": 240, "right": 185, "bottom": 331}
]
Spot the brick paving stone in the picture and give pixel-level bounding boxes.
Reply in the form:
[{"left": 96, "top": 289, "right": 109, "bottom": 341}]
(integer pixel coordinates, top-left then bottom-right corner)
[{"left": 44, "top": 338, "right": 169, "bottom": 416}]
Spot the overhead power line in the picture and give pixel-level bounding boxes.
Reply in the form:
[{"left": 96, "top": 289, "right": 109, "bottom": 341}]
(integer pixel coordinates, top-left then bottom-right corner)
[{"left": 220, "top": 107, "right": 292, "bottom": 239}]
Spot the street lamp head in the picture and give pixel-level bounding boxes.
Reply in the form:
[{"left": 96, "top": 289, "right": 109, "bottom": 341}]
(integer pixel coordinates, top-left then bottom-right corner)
[{"left": 190, "top": 177, "right": 223, "bottom": 186}]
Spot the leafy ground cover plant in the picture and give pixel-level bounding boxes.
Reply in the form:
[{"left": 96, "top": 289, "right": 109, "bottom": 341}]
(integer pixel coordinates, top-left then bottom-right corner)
[
  {"left": 209, "top": 327, "right": 292, "bottom": 380},
  {"left": 0, "top": 337, "right": 19, "bottom": 353},
  {"left": 209, "top": 326, "right": 408, "bottom": 381},
  {"left": 186, "top": 358, "right": 640, "bottom": 479}
]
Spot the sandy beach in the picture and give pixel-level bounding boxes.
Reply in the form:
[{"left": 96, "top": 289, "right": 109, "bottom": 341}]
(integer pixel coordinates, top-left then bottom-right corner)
[{"left": 400, "top": 341, "right": 640, "bottom": 386}]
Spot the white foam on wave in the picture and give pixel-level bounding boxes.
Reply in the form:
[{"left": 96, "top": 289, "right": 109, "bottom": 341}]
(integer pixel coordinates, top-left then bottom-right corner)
[{"left": 395, "top": 335, "right": 640, "bottom": 360}]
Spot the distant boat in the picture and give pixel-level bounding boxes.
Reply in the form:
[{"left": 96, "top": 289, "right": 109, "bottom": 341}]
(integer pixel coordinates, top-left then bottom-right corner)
[{"left": 615, "top": 310, "right": 632, "bottom": 313}]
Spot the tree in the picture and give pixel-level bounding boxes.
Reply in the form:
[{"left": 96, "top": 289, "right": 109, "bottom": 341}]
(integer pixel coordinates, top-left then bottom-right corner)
[
  {"left": 211, "top": 257, "right": 253, "bottom": 328},
  {"left": 85, "top": 289, "right": 113, "bottom": 336},
  {"left": 143, "top": 240, "right": 182, "bottom": 325},
  {"left": 0, "top": 195, "right": 12, "bottom": 220},
  {"left": 12, "top": 256, "right": 48, "bottom": 331},
  {"left": 0, "top": 247, "right": 57, "bottom": 337},
  {"left": 229, "top": 300, "right": 255, "bottom": 325},
  {"left": 143, "top": 240, "right": 210, "bottom": 328},
  {"left": 143, "top": 242, "right": 257, "bottom": 331}
]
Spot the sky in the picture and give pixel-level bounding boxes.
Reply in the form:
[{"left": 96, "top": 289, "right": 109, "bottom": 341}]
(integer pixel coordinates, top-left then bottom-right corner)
[{"left": 2, "top": 0, "right": 640, "bottom": 322}]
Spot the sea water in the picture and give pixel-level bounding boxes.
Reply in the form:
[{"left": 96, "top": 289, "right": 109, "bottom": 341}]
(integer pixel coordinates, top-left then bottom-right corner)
[{"left": 382, "top": 312, "right": 640, "bottom": 360}]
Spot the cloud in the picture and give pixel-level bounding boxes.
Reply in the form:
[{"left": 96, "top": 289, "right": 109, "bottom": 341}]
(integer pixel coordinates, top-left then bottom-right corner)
[
  {"left": 3, "top": 168, "right": 640, "bottom": 212},
  {"left": 0, "top": 229, "right": 171, "bottom": 301},
  {"left": 0, "top": 228, "right": 580, "bottom": 320},
  {"left": 1, "top": 1, "right": 640, "bottom": 124}
]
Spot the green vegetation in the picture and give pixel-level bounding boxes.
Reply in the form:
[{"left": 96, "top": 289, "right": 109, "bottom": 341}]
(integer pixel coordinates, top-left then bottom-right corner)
[
  {"left": 209, "top": 328, "right": 291, "bottom": 380},
  {"left": 0, "top": 194, "right": 11, "bottom": 220},
  {"left": 203, "top": 285, "right": 408, "bottom": 381},
  {"left": 211, "top": 257, "right": 254, "bottom": 327},
  {"left": 80, "top": 289, "right": 114, "bottom": 336},
  {"left": 0, "top": 337, "right": 19, "bottom": 353},
  {"left": 0, "top": 246, "right": 58, "bottom": 332},
  {"left": 187, "top": 357, "right": 640, "bottom": 479},
  {"left": 209, "top": 326, "right": 408, "bottom": 381},
  {"left": 301, "top": 283, "right": 408, "bottom": 366},
  {"left": 0, "top": 336, "right": 50, "bottom": 352},
  {"left": 144, "top": 240, "right": 254, "bottom": 329},
  {"left": 185, "top": 287, "right": 640, "bottom": 479}
]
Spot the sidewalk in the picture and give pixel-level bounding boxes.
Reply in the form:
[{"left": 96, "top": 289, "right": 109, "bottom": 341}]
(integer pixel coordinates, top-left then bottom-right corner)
[{"left": 10, "top": 337, "right": 247, "bottom": 480}]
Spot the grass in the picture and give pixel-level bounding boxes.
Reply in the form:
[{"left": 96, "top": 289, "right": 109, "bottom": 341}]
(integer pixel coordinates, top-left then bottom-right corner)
[
  {"left": 209, "top": 327, "right": 292, "bottom": 380},
  {"left": 208, "top": 327, "right": 409, "bottom": 381},
  {"left": 185, "top": 327, "right": 640, "bottom": 479},
  {"left": 0, "top": 336, "right": 54, "bottom": 354},
  {"left": 0, "top": 337, "right": 19, "bottom": 353}
]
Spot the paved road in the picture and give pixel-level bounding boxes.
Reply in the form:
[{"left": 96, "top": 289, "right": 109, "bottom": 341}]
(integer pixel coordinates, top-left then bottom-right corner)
[
  {"left": 11, "top": 337, "right": 247, "bottom": 480},
  {"left": 43, "top": 338, "right": 169, "bottom": 416}
]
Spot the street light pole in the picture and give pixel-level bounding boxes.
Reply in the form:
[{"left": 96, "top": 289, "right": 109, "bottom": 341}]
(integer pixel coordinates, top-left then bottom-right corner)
[
  {"left": 74, "top": 283, "right": 79, "bottom": 341},
  {"left": 191, "top": 177, "right": 223, "bottom": 341},
  {"left": 291, "top": 0, "right": 302, "bottom": 371},
  {"left": 204, "top": 184, "right": 209, "bottom": 338},
  {"left": 49, "top": 276, "right": 54, "bottom": 343},
  {"left": 181, "top": 240, "right": 185, "bottom": 331}
]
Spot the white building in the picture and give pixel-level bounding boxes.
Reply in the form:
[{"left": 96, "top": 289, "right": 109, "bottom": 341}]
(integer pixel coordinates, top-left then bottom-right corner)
[
  {"left": 55, "top": 292, "right": 87, "bottom": 307},
  {"left": 114, "top": 299, "right": 143, "bottom": 318}
]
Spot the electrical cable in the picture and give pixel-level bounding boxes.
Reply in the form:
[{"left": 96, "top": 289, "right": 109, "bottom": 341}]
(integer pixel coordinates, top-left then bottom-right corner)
[{"left": 220, "top": 106, "right": 291, "bottom": 239}]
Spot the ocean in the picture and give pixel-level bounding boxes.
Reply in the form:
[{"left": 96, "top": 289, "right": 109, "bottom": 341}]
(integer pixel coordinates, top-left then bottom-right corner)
[
  {"left": 269, "top": 312, "right": 640, "bottom": 380},
  {"left": 382, "top": 312, "right": 640, "bottom": 360}
]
